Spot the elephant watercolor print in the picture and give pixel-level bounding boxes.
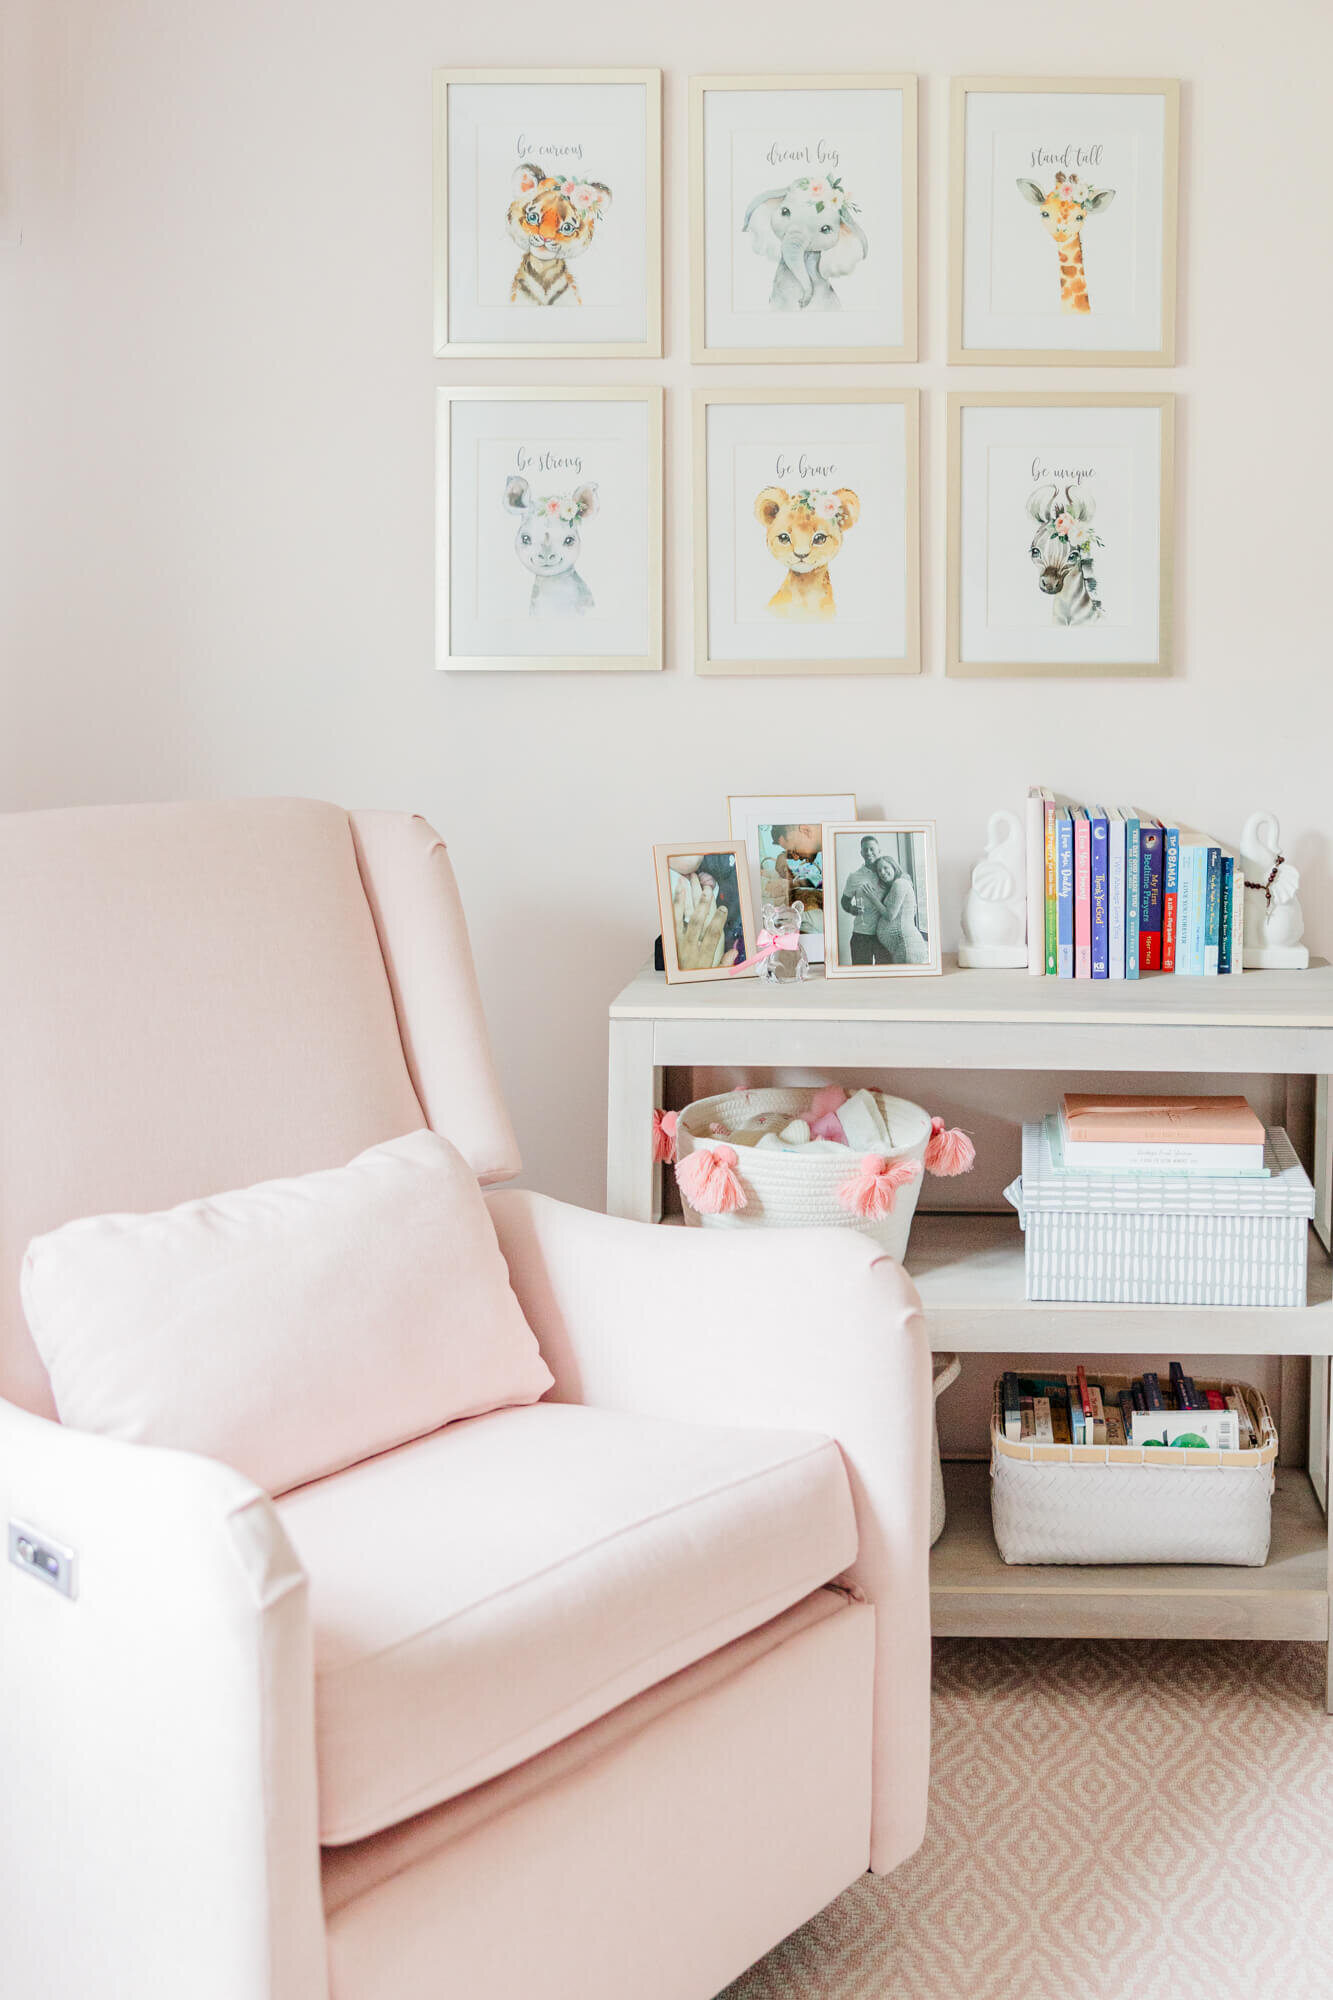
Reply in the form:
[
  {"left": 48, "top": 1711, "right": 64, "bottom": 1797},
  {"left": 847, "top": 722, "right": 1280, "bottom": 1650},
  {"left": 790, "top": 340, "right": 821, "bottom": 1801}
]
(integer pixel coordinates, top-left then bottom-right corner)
[
  {"left": 439, "top": 387, "right": 663, "bottom": 673},
  {"left": 695, "top": 389, "right": 920, "bottom": 677},
  {"left": 435, "top": 70, "right": 662, "bottom": 358},
  {"left": 692, "top": 76, "right": 916, "bottom": 362}
]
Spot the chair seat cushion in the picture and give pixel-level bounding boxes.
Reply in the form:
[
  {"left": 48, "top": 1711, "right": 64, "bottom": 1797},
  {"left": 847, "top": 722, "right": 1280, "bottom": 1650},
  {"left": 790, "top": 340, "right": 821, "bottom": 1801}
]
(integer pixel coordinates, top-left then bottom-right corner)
[{"left": 277, "top": 1400, "right": 857, "bottom": 1845}]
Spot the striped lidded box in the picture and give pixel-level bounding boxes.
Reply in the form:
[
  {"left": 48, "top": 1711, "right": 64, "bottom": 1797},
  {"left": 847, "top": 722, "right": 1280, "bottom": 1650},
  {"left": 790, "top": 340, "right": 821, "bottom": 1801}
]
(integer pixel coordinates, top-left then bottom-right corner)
[{"left": 1003, "top": 1124, "right": 1315, "bottom": 1308}]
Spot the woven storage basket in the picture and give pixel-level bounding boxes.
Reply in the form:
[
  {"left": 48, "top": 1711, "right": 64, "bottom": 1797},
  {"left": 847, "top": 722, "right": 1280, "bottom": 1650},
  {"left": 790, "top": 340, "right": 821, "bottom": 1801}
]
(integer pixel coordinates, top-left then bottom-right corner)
[
  {"left": 990, "top": 1376, "right": 1277, "bottom": 1567},
  {"left": 1004, "top": 1123, "right": 1314, "bottom": 1308},
  {"left": 675, "top": 1087, "right": 932, "bottom": 1263}
]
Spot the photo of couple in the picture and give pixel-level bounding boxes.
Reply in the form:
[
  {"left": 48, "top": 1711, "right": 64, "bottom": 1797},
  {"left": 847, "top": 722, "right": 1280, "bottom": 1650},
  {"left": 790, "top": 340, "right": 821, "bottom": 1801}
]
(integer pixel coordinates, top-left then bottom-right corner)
[{"left": 827, "top": 823, "right": 940, "bottom": 977}]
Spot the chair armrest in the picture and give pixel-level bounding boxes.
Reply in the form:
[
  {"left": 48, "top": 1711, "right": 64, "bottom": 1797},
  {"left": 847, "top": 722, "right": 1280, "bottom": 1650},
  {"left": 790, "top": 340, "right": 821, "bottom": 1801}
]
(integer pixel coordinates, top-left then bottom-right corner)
[
  {"left": 0, "top": 1395, "right": 328, "bottom": 2000},
  {"left": 488, "top": 1190, "right": 933, "bottom": 1876}
]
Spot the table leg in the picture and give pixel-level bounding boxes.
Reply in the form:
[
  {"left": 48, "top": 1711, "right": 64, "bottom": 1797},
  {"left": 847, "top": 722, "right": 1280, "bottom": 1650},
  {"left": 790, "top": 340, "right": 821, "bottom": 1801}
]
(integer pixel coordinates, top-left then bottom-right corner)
[
  {"left": 1326, "top": 1380, "right": 1333, "bottom": 1714},
  {"left": 606, "top": 1018, "right": 661, "bottom": 1223}
]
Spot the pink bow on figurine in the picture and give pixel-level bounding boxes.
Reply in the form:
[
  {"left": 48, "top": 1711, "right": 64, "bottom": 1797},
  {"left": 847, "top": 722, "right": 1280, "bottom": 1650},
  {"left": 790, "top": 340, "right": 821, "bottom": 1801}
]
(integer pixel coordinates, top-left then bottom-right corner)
[{"left": 730, "top": 927, "right": 803, "bottom": 974}]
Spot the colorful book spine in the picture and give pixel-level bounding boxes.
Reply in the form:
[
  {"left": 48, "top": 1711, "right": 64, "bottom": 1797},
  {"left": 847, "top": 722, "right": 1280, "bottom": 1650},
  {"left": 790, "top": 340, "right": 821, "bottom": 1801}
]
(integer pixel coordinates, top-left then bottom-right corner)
[
  {"left": 1142, "top": 1371, "right": 1164, "bottom": 1411},
  {"left": 1230, "top": 853, "right": 1246, "bottom": 973},
  {"left": 1090, "top": 808, "right": 1109, "bottom": 979},
  {"left": 1108, "top": 810, "right": 1126, "bottom": 979},
  {"left": 1002, "top": 1372, "right": 1022, "bottom": 1441},
  {"left": 1175, "top": 842, "right": 1195, "bottom": 976},
  {"left": 1190, "top": 844, "right": 1208, "bottom": 975},
  {"left": 1074, "top": 810, "right": 1092, "bottom": 980},
  {"left": 1088, "top": 1384, "right": 1108, "bottom": 1445},
  {"left": 1161, "top": 828, "right": 1180, "bottom": 973},
  {"left": 1033, "top": 1395, "right": 1054, "bottom": 1444},
  {"left": 1139, "top": 818, "right": 1164, "bottom": 971},
  {"left": 1124, "top": 812, "right": 1141, "bottom": 979},
  {"left": 1220, "top": 856, "right": 1235, "bottom": 974},
  {"left": 1056, "top": 808, "right": 1074, "bottom": 979},
  {"left": 1204, "top": 847, "right": 1222, "bottom": 975},
  {"left": 1064, "top": 1372, "right": 1085, "bottom": 1446},
  {"left": 1044, "top": 797, "right": 1059, "bottom": 977},
  {"left": 1117, "top": 1389, "right": 1137, "bottom": 1441}
]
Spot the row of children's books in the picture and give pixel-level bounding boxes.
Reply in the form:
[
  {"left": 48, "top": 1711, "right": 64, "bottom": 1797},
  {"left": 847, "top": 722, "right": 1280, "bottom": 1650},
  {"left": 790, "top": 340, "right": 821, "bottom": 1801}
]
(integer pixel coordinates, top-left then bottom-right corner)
[
  {"left": 1024, "top": 789, "right": 1244, "bottom": 979},
  {"left": 1000, "top": 1364, "right": 1258, "bottom": 1452}
]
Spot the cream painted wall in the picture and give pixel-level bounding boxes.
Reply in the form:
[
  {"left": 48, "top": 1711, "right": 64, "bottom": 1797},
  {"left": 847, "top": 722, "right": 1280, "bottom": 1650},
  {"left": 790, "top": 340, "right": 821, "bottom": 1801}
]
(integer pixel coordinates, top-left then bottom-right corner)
[{"left": 3, "top": 0, "right": 1331, "bottom": 1246}]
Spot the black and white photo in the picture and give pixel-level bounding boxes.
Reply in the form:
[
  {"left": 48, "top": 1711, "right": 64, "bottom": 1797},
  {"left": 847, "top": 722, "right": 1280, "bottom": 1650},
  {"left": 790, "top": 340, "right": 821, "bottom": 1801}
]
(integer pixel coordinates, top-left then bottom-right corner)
[{"left": 823, "top": 820, "right": 941, "bottom": 977}]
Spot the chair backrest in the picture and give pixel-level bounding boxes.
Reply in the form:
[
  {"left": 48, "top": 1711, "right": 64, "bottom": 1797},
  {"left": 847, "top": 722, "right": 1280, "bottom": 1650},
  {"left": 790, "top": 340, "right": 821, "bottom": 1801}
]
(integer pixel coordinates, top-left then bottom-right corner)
[{"left": 0, "top": 798, "right": 519, "bottom": 1417}]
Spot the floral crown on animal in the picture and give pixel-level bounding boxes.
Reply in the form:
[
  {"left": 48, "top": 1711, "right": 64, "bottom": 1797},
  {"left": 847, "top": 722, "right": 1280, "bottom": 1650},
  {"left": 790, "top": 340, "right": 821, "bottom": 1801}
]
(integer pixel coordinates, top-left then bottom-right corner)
[
  {"left": 789, "top": 488, "right": 846, "bottom": 521},
  {"left": 514, "top": 164, "right": 609, "bottom": 214},
  {"left": 534, "top": 495, "right": 581, "bottom": 523},
  {"left": 789, "top": 174, "right": 859, "bottom": 216}
]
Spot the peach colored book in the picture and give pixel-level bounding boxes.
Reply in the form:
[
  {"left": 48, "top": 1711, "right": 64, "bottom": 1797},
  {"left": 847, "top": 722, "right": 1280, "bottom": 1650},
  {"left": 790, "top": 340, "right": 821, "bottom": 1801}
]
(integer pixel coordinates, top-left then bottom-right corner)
[{"left": 1061, "top": 1095, "right": 1264, "bottom": 1147}]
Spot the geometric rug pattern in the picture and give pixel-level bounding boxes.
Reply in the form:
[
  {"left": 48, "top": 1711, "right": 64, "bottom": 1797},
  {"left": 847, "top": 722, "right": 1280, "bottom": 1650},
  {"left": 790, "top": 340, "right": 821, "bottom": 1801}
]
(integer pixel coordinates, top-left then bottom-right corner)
[{"left": 722, "top": 1638, "right": 1333, "bottom": 1999}]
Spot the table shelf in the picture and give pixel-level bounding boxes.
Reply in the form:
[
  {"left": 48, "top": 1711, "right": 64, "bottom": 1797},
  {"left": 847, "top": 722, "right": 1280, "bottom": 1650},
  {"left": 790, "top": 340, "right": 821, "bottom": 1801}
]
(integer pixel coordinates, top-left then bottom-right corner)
[
  {"left": 931, "top": 1460, "right": 1327, "bottom": 1642},
  {"left": 906, "top": 1212, "right": 1333, "bottom": 1354}
]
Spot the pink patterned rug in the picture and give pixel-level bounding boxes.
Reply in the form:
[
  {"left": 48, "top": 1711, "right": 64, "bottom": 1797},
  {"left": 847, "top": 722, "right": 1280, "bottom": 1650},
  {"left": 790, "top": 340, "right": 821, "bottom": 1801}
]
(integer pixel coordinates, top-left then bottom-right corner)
[{"left": 723, "top": 1638, "right": 1333, "bottom": 2000}]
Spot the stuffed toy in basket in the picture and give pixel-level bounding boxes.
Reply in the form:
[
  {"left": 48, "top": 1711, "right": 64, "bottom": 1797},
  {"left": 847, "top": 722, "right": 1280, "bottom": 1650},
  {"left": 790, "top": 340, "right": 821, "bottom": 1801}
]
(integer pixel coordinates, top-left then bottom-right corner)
[{"left": 664, "top": 1084, "right": 974, "bottom": 1267}]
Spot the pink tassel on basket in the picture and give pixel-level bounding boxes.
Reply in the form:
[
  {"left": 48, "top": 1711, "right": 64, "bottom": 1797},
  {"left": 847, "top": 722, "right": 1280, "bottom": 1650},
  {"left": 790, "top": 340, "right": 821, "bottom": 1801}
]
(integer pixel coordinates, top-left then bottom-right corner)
[
  {"left": 651, "top": 1108, "right": 678, "bottom": 1165},
  {"left": 925, "top": 1117, "right": 976, "bottom": 1177},
  {"left": 676, "top": 1144, "right": 747, "bottom": 1215},
  {"left": 836, "top": 1154, "right": 921, "bottom": 1221}
]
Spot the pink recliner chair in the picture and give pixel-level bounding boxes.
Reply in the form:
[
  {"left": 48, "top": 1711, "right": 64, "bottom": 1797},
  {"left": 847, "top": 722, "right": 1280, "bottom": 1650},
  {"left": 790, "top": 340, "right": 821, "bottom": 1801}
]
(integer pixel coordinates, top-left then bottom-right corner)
[{"left": 0, "top": 799, "right": 932, "bottom": 2000}]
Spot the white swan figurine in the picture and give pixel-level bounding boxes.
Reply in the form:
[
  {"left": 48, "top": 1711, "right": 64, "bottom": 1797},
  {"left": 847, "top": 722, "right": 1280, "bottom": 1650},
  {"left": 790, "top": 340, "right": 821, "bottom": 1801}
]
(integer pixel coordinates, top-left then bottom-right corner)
[
  {"left": 1241, "top": 810, "right": 1308, "bottom": 968},
  {"left": 958, "top": 808, "right": 1027, "bottom": 967}
]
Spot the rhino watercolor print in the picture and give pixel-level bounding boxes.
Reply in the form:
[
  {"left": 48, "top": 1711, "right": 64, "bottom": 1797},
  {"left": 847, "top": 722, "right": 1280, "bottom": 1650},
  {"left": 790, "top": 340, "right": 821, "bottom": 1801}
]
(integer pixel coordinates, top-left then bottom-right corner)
[
  {"left": 502, "top": 476, "right": 599, "bottom": 618},
  {"left": 742, "top": 176, "right": 868, "bottom": 313}
]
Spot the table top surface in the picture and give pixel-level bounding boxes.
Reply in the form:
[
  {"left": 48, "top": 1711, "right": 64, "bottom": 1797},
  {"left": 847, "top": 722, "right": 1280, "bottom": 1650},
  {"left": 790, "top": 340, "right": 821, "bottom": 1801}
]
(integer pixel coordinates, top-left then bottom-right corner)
[{"left": 609, "top": 956, "right": 1333, "bottom": 1030}]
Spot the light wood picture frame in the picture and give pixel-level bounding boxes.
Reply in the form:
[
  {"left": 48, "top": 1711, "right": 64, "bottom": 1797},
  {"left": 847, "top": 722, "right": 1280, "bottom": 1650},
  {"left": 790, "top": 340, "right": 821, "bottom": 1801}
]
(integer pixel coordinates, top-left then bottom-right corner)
[
  {"left": 437, "top": 386, "right": 663, "bottom": 673},
  {"left": 822, "top": 820, "right": 942, "bottom": 978},
  {"left": 693, "top": 388, "right": 919, "bottom": 677},
  {"left": 946, "top": 390, "right": 1175, "bottom": 679},
  {"left": 690, "top": 73, "right": 917, "bottom": 364},
  {"left": 433, "top": 68, "right": 662, "bottom": 358},
  {"left": 654, "top": 842, "right": 758, "bottom": 984},
  {"left": 726, "top": 792, "right": 857, "bottom": 966},
  {"left": 949, "top": 76, "right": 1179, "bottom": 367}
]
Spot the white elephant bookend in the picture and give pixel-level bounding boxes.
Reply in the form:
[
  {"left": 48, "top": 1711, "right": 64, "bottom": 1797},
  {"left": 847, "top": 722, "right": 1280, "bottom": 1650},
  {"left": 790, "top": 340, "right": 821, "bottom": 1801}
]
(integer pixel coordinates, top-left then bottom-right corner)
[
  {"left": 1241, "top": 810, "right": 1309, "bottom": 969},
  {"left": 742, "top": 176, "right": 868, "bottom": 313},
  {"left": 958, "top": 808, "right": 1028, "bottom": 969}
]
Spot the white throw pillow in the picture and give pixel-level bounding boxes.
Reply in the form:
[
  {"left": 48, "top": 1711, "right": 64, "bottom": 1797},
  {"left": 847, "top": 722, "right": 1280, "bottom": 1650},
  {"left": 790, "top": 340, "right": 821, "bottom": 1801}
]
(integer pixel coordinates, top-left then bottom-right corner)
[{"left": 23, "top": 1128, "right": 553, "bottom": 1495}]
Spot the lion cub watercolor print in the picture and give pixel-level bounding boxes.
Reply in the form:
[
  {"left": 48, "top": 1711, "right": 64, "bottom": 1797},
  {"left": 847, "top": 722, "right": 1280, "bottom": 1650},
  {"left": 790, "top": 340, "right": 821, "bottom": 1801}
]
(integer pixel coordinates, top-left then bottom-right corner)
[
  {"left": 754, "top": 486, "right": 860, "bottom": 621},
  {"left": 508, "top": 163, "right": 612, "bottom": 306}
]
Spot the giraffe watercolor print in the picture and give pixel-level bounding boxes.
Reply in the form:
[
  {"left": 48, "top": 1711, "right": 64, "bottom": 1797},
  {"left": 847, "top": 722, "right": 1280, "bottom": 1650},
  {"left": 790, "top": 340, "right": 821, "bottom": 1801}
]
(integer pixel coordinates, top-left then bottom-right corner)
[{"left": 1015, "top": 171, "right": 1115, "bottom": 314}]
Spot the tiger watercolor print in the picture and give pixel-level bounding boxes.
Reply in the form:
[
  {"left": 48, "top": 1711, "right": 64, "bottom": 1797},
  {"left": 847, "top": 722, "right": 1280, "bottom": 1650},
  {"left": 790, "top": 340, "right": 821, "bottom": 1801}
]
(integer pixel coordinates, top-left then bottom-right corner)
[{"left": 507, "top": 161, "right": 612, "bottom": 306}]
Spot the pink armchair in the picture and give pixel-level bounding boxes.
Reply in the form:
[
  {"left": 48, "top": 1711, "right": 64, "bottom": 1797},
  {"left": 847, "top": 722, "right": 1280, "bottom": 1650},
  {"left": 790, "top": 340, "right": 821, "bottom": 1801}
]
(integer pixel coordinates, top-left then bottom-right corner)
[{"left": 0, "top": 799, "right": 931, "bottom": 2000}]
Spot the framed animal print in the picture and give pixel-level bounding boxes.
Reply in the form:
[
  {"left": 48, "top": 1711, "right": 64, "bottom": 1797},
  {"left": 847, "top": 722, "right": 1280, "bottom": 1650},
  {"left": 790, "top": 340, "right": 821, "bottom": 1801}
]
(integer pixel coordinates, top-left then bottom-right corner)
[
  {"left": 690, "top": 74, "right": 917, "bottom": 363},
  {"left": 822, "top": 821, "right": 941, "bottom": 979},
  {"left": 433, "top": 69, "right": 662, "bottom": 358},
  {"left": 694, "top": 389, "right": 919, "bottom": 677},
  {"left": 947, "top": 391, "right": 1175, "bottom": 678},
  {"left": 437, "top": 387, "right": 663, "bottom": 672},
  {"left": 949, "top": 77, "right": 1179, "bottom": 366}
]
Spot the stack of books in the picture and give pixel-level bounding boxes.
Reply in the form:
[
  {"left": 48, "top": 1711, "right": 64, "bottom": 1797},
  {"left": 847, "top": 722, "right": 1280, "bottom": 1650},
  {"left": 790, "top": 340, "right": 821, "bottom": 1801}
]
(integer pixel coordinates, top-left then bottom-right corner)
[
  {"left": 1001, "top": 1364, "right": 1258, "bottom": 1452},
  {"left": 1058, "top": 1091, "right": 1268, "bottom": 1177},
  {"left": 1024, "top": 789, "right": 1244, "bottom": 979}
]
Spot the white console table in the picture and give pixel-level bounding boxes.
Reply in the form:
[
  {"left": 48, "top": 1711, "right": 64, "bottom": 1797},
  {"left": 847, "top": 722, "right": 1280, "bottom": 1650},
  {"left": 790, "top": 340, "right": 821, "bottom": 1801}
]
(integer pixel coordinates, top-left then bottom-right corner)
[{"left": 606, "top": 957, "right": 1333, "bottom": 1702}]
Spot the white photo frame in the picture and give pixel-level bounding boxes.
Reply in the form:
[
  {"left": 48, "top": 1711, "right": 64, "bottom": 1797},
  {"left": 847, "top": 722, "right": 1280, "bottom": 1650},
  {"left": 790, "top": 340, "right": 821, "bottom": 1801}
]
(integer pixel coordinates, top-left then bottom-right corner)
[
  {"left": 949, "top": 76, "right": 1179, "bottom": 366},
  {"left": 823, "top": 821, "right": 941, "bottom": 978},
  {"left": 653, "top": 843, "right": 758, "bottom": 985},
  {"left": 947, "top": 391, "right": 1175, "bottom": 679},
  {"left": 694, "top": 389, "right": 919, "bottom": 677},
  {"left": 433, "top": 69, "right": 662, "bottom": 358},
  {"left": 690, "top": 74, "right": 917, "bottom": 363},
  {"left": 437, "top": 387, "right": 663, "bottom": 673},
  {"left": 726, "top": 793, "right": 856, "bottom": 966}
]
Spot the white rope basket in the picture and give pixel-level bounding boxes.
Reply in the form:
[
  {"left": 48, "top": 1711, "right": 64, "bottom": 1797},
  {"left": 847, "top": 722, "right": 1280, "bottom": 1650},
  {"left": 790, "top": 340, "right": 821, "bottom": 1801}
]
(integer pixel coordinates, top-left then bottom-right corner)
[{"left": 675, "top": 1086, "right": 934, "bottom": 1264}]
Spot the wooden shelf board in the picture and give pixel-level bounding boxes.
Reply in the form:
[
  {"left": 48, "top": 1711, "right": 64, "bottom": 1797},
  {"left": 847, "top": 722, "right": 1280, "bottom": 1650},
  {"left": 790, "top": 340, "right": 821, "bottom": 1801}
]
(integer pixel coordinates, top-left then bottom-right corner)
[
  {"left": 611, "top": 957, "right": 1333, "bottom": 1031},
  {"left": 905, "top": 1212, "right": 1333, "bottom": 1354},
  {"left": 931, "top": 1461, "right": 1327, "bottom": 1641}
]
